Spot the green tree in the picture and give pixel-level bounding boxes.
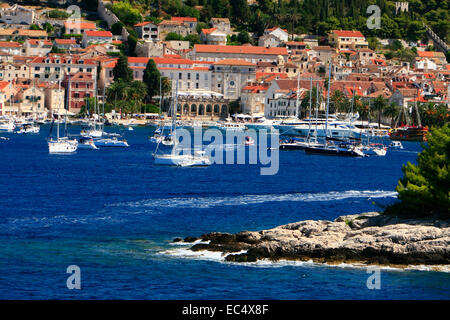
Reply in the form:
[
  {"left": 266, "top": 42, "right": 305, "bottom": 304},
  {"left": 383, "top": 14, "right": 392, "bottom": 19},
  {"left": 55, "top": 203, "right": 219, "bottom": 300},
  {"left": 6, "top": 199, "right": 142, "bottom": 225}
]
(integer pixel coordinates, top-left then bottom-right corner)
[
  {"left": 372, "top": 95, "right": 387, "bottom": 129},
  {"left": 237, "top": 30, "right": 251, "bottom": 44},
  {"left": 142, "top": 59, "right": 161, "bottom": 102},
  {"left": 111, "top": 22, "right": 124, "bottom": 35},
  {"left": 113, "top": 55, "right": 133, "bottom": 83},
  {"left": 385, "top": 124, "right": 449, "bottom": 218}
]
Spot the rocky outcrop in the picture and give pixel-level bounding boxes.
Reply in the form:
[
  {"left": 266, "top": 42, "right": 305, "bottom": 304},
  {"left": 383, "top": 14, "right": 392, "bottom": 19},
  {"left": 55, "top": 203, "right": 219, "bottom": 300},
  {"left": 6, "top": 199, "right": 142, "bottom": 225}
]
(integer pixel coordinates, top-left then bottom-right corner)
[{"left": 178, "top": 212, "right": 450, "bottom": 266}]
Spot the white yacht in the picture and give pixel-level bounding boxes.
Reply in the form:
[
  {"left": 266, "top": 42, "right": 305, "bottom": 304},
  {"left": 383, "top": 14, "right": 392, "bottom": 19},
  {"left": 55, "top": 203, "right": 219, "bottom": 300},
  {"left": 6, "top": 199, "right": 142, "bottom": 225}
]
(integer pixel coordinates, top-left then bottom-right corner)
[
  {"left": 48, "top": 137, "right": 78, "bottom": 154},
  {"left": 0, "top": 119, "right": 15, "bottom": 132},
  {"left": 152, "top": 80, "right": 211, "bottom": 167},
  {"left": 216, "top": 121, "right": 246, "bottom": 132},
  {"left": 17, "top": 123, "right": 40, "bottom": 134},
  {"left": 48, "top": 78, "right": 78, "bottom": 154},
  {"left": 154, "top": 150, "right": 212, "bottom": 166},
  {"left": 274, "top": 117, "right": 367, "bottom": 138}
]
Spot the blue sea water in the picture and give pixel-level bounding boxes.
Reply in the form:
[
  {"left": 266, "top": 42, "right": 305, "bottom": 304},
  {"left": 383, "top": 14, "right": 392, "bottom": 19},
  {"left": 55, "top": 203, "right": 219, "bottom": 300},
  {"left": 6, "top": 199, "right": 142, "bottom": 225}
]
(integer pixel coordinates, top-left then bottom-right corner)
[{"left": 0, "top": 125, "right": 448, "bottom": 300}]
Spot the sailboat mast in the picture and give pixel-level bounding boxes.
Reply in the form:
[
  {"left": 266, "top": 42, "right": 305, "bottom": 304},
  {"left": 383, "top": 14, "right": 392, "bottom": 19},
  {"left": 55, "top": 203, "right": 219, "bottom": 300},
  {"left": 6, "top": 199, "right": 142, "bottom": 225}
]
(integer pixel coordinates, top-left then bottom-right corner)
[
  {"left": 64, "top": 73, "right": 70, "bottom": 137},
  {"left": 325, "top": 62, "right": 332, "bottom": 140},
  {"left": 315, "top": 85, "right": 319, "bottom": 143},
  {"left": 295, "top": 72, "right": 300, "bottom": 118},
  {"left": 172, "top": 80, "right": 179, "bottom": 138},
  {"left": 308, "top": 76, "right": 312, "bottom": 137}
]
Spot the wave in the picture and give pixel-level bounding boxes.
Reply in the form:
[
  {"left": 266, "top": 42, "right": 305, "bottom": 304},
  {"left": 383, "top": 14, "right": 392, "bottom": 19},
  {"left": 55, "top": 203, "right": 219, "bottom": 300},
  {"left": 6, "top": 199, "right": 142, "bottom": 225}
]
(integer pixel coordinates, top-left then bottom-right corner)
[
  {"left": 109, "top": 190, "right": 398, "bottom": 210},
  {"left": 159, "top": 248, "right": 450, "bottom": 273}
]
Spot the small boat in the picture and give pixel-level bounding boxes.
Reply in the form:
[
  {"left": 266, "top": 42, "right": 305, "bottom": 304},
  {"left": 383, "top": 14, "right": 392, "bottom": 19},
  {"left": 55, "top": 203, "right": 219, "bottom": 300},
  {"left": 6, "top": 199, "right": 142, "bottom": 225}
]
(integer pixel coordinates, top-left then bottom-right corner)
[
  {"left": 94, "top": 137, "right": 129, "bottom": 147},
  {"left": 149, "top": 128, "right": 163, "bottom": 143},
  {"left": 17, "top": 123, "right": 40, "bottom": 134},
  {"left": 279, "top": 137, "right": 323, "bottom": 150},
  {"left": 304, "top": 142, "right": 366, "bottom": 157},
  {"left": 77, "top": 136, "right": 98, "bottom": 150},
  {"left": 362, "top": 143, "right": 387, "bottom": 156},
  {"left": 48, "top": 137, "right": 78, "bottom": 154},
  {"left": 216, "top": 122, "right": 246, "bottom": 132},
  {"left": 153, "top": 150, "right": 212, "bottom": 167},
  {"left": 127, "top": 126, "right": 134, "bottom": 131},
  {"left": 244, "top": 136, "right": 255, "bottom": 146},
  {"left": 81, "top": 127, "right": 103, "bottom": 138},
  {"left": 0, "top": 119, "right": 15, "bottom": 132},
  {"left": 389, "top": 141, "right": 404, "bottom": 150},
  {"left": 0, "top": 136, "right": 10, "bottom": 141}
]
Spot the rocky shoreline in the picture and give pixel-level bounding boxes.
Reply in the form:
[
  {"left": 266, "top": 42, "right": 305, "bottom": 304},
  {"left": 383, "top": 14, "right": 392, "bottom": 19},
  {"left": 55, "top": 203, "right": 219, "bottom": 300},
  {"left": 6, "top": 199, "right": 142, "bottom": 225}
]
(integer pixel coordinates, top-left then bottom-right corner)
[{"left": 174, "top": 212, "right": 450, "bottom": 267}]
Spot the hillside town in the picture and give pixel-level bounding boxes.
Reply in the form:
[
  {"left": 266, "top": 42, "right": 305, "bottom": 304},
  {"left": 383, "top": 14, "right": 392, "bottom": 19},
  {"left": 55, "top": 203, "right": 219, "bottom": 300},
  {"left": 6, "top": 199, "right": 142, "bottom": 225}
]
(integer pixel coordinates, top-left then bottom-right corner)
[{"left": 0, "top": 1, "right": 448, "bottom": 126}]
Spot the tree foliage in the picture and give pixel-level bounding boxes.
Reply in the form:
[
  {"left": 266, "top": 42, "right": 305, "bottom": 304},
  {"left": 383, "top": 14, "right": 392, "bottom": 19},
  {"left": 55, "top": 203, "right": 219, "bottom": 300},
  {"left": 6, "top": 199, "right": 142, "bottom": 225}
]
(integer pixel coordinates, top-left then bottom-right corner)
[
  {"left": 385, "top": 124, "right": 449, "bottom": 219},
  {"left": 113, "top": 55, "right": 133, "bottom": 83},
  {"left": 143, "top": 59, "right": 161, "bottom": 102}
]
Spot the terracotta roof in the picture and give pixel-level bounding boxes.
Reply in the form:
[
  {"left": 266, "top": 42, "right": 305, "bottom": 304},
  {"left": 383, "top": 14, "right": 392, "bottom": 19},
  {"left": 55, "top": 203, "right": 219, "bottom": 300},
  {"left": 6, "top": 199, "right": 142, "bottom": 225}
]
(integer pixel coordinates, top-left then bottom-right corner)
[
  {"left": 54, "top": 39, "right": 77, "bottom": 45},
  {"left": 171, "top": 17, "right": 197, "bottom": 23},
  {"left": 159, "top": 20, "right": 183, "bottom": 26},
  {"left": 134, "top": 21, "right": 154, "bottom": 27},
  {"left": 312, "top": 46, "right": 335, "bottom": 51},
  {"left": 0, "top": 29, "right": 15, "bottom": 36},
  {"left": 17, "top": 29, "right": 47, "bottom": 37},
  {"left": 64, "top": 22, "right": 96, "bottom": 30},
  {"left": 215, "top": 59, "right": 255, "bottom": 66},
  {"left": 194, "top": 44, "right": 288, "bottom": 55},
  {"left": 84, "top": 30, "right": 112, "bottom": 37},
  {"left": 201, "top": 28, "right": 217, "bottom": 35},
  {"left": 265, "top": 27, "right": 288, "bottom": 33},
  {"left": 332, "top": 30, "right": 365, "bottom": 38},
  {"left": 0, "top": 41, "right": 21, "bottom": 48},
  {"left": 0, "top": 80, "right": 10, "bottom": 91},
  {"left": 27, "top": 39, "right": 52, "bottom": 46}
]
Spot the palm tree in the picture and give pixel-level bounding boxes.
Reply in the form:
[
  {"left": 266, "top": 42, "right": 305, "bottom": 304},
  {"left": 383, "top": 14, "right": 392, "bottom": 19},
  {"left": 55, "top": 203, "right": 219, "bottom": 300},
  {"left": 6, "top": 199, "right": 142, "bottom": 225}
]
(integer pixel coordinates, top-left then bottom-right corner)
[
  {"left": 383, "top": 103, "right": 400, "bottom": 127},
  {"left": 372, "top": 95, "right": 387, "bottom": 129}
]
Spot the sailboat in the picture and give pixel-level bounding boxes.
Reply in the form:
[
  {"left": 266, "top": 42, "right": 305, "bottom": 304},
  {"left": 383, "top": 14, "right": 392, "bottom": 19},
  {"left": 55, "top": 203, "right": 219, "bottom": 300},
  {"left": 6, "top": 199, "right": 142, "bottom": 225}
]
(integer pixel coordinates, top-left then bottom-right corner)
[
  {"left": 48, "top": 76, "right": 78, "bottom": 154},
  {"left": 93, "top": 87, "right": 129, "bottom": 147},
  {"left": 303, "top": 62, "right": 365, "bottom": 157},
  {"left": 361, "top": 100, "right": 387, "bottom": 156},
  {"left": 153, "top": 80, "right": 211, "bottom": 166},
  {"left": 280, "top": 77, "right": 322, "bottom": 150}
]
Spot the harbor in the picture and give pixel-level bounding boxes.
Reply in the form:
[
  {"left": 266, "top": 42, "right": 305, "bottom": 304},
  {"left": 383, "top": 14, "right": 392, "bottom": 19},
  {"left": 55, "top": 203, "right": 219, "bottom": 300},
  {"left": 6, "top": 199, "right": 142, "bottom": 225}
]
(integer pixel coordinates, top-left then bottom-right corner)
[{"left": 1, "top": 120, "right": 448, "bottom": 299}]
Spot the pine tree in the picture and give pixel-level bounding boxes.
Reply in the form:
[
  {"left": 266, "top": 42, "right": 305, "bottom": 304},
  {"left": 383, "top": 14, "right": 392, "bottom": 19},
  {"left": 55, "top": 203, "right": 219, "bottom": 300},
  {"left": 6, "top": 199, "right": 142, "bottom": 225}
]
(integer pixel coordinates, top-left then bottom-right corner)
[{"left": 386, "top": 124, "right": 450, "bottom": 219}]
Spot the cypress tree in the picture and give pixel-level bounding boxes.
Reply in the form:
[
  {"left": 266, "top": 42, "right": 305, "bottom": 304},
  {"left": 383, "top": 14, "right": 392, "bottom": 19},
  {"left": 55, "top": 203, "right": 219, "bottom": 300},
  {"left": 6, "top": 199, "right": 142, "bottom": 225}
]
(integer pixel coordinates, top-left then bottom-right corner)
[
  {"left": 142, "top": 59, "right": 161, "bottom": 102},
  {"left": 113, "top": 55, "right": 133, "bottom": 83}
]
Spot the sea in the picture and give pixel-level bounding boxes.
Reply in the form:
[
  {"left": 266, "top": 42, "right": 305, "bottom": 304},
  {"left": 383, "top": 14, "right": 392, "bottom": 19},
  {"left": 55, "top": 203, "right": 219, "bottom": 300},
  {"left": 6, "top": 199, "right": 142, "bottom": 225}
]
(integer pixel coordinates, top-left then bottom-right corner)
[{"left": 0, "top": 125, "right": 448, "bottom": 299}]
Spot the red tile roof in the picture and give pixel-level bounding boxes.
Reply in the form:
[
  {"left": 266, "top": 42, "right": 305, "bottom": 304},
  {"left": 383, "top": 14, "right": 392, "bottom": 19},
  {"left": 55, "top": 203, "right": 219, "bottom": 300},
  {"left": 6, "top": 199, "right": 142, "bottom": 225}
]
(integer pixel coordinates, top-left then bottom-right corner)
[
  {"left": 0, "top": 41, "right": 21, "bottom": 48},
  {"left": 84, "top": 30, "right": 112, "bottom": 37},
  {"left": 65, "top": 22, "right": 96, "bottom": 30},
  {"left": 201, "top": 28, "right": 217, "bottom": 35},
  {"left": 214, "top": 59, "right": 255, "bottom": 66},
  {"left": 134, "top": 21, "right": 154, "bottom": 27},
  {"left": 332, "top": 30, "right": 365, "bottom": 38},
  {"left": 0, "top": 80, "right": 10, "bottom": 91},
  {"left": 171, "top": 17, "right": 197, "bottom": 23},
  {"left": 55, "top": 39, "right": 77, "bottom": 45},
  {"left": 194, "top": 44, "right": 288, "bottom": 55}
]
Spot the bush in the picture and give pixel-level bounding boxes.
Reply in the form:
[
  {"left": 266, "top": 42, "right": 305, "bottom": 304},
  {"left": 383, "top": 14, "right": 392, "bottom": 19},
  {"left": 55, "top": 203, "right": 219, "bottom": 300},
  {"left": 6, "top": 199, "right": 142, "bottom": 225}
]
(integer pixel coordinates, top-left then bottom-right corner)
[
  {"left": 110, "top": 1, "right": 142, "bottom": 26},
  {"left": 385, "top": 124, "right": 449, "bottom": 219},
  {"left": 165, "top": 32, "right": 184, "bottom": 41},
  {"left": 111, "top": 22, "right": 124, "bottom": 35},
  {"left": 48, "top": 9, "right": 71, "bottom": 19}
]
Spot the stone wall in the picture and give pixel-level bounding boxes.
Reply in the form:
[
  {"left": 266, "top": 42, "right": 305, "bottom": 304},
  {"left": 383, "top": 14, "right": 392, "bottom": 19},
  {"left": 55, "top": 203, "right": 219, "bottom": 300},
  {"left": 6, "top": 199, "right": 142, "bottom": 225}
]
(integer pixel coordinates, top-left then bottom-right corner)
[{"left": 97, "top": 0, "right": 129, "bottom": 41}]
